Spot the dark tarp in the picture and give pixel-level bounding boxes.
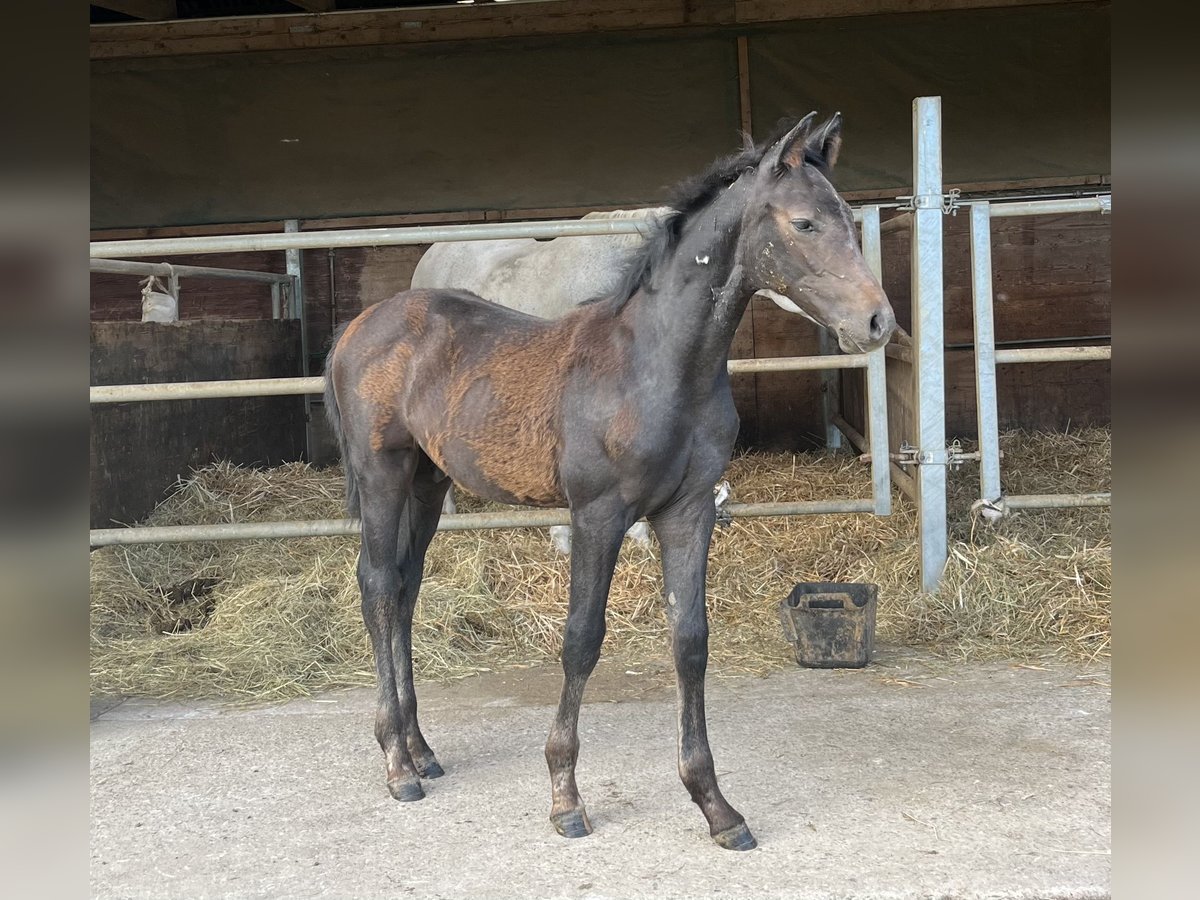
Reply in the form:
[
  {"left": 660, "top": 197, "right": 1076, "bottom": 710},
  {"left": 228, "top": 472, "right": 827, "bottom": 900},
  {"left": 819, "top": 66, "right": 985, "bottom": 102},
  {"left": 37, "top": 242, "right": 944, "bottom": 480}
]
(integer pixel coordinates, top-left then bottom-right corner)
[{"left": 91, "top": 2, "right": 1109, "bottom": 229}]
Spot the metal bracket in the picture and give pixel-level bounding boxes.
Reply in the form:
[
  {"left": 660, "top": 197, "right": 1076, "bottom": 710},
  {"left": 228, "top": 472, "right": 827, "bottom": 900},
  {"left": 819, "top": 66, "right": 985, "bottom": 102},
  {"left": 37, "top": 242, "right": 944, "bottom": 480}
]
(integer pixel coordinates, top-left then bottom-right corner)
[
  {"left": 971, "top": 496, "right": 1006, "bottom": 523},
  {"left": 897, "top": 187, "right": 962, "bottom": 216},
  {"left": 714, "top": 480, "right": 733, "bottom": 528},
  {"left": 893, "top": 439, "right": 978, "bottom": 471}
]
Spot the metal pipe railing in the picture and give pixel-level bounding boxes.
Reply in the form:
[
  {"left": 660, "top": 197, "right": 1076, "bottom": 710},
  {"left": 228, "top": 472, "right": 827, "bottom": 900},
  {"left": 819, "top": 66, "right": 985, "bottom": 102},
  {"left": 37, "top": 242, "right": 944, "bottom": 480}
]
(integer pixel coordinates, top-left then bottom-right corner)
[
  {"left": 88, "top": 498, "right": 877, "bottom": 547},
  {"left": 90, "top": 258, "right": 292, "bottom": 284},
  {"left": 988, "top": 196, "right": 1110, "bottom": 218},
  {"left": 90, "top": 218, "right": 658, "bottom": 259},
  {"left": 89, "top": 354, "right": 875, "bottom": 404},
  {"left": 90, "top": 377, "right": 323, "bottom": 403},
  {"left": 87, "top": 194, "right": 1110, "bottom": 261},
  {"left": 1001, "top": 493, "right": 1111, "bottom": 510},
  {"left": 994, "top": 346, "right": 1111, "bottom": 364}
]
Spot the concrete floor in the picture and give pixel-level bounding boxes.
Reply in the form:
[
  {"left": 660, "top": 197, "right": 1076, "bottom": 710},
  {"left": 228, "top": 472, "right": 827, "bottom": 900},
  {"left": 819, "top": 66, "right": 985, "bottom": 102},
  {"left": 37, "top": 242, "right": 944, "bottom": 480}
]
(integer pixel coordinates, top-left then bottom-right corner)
[{"left": 91, "top": 651, "right": 1110, "bottom": 899}]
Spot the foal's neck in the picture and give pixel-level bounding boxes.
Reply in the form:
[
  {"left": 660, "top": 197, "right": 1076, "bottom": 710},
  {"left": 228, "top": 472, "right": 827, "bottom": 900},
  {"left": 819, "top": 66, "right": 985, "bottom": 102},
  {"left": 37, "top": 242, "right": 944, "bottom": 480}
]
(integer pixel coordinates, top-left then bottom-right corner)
[{"left": 625, "top": 178, "right": 754, "bottom": 384}]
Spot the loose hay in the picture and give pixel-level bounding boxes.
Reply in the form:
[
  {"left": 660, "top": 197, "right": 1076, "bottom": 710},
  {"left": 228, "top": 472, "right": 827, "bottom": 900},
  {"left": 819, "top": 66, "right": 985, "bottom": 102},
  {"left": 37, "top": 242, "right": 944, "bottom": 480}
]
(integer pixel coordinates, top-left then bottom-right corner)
[{"left": 90, "top": 428, "right": 1111, "bottom": 699}]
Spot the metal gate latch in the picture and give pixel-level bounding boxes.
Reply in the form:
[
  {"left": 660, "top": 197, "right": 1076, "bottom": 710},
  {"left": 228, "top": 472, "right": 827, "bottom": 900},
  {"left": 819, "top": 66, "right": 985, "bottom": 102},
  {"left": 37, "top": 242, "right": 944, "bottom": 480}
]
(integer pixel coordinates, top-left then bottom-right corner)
[
  {"left": 893, "top": 440, "right": 978, "bottom": 470},
  {"left": 896, "top": 188, "right": 962, "bottom": 216}
]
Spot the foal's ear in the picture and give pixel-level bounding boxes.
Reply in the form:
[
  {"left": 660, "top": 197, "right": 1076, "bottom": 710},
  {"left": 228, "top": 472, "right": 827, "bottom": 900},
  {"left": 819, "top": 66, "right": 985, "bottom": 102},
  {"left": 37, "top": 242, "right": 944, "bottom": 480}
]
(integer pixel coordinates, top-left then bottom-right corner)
[
  {"left": 806, "top": 112, "right": 843, "bottom": 170},
  {"left": 762, "top": 111, "right": 818, "bottom": 174}
]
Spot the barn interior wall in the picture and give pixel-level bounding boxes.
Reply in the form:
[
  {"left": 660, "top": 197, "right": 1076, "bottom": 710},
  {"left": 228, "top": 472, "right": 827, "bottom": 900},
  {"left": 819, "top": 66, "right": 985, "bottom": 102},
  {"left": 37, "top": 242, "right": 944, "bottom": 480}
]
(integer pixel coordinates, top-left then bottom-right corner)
[
  {"left": 841, "top": 210, "right": 1111, "bottom": 440},
  {"left": 90, "top": 1, "right": 1109, "bottom": 457},
  {"left": 90, "top": 3, "right": 1109, "bottom": 230},
  {"left": 90, "top": 320, "right": 306, "bottom": 528}
]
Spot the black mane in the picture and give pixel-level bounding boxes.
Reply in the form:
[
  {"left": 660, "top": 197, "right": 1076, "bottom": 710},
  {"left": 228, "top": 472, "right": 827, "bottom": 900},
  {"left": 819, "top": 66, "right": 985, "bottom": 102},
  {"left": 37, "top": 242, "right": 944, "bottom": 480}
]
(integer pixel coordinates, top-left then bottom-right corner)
[{"left": 608, "top": 117, "right": 830, "bottom": 308}]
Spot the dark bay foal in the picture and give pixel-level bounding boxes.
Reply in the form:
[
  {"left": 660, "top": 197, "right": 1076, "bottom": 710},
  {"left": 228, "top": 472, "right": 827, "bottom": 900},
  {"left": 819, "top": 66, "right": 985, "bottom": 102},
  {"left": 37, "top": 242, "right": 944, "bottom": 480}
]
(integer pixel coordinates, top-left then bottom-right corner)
[{"left": 325, "top": 112, "right": 895, "bottom": 850}]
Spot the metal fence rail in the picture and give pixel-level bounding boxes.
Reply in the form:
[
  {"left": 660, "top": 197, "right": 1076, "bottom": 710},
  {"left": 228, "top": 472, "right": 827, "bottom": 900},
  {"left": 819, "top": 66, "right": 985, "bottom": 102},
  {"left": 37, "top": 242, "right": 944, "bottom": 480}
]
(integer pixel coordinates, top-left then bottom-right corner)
[
  {"left": 88, "top": 353, "right": 879, "bottom": 404},
  {"left": 89, "top": 499, "right": 879, "bottom": 547},
  {"left": 88, "top": 344, "right": 894, "bottom": 546},
  {"left": 969, "top": 197, "right": 1112, "bottom": 518},
  {"left": 90, "top": 212, "right": 875, "bottom": 260}
]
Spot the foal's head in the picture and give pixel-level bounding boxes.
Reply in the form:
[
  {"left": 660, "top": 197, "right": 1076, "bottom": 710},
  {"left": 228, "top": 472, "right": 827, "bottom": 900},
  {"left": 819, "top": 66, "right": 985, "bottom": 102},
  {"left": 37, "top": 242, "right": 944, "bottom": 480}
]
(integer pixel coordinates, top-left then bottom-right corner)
[{"left": 741, "top": 113, "right": 895, "bottom": 353}]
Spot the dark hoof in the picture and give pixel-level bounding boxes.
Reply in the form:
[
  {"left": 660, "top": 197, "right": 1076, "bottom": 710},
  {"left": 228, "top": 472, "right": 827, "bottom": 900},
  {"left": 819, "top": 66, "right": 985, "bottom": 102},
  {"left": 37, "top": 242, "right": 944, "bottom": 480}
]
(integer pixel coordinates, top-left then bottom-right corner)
[
  {"left": 550, "top": 809, "right": 593, "bottom": 839},
  {"left": 713, "top": 822, "right": 757, "bottom": 851},
  {"left": 416, "top": 758, "right": 445, "bottom": 779},
  {"left": 387, "top": 778, "right": 425, "bottom": 802}
]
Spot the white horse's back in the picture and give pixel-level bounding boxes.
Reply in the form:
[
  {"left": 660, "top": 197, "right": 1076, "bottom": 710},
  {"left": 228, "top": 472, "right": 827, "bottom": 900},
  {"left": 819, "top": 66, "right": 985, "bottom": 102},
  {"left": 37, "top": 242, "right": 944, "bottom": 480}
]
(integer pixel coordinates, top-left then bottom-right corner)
[{"left": 410, "top": 208, "right": 669, "bottom": 319}]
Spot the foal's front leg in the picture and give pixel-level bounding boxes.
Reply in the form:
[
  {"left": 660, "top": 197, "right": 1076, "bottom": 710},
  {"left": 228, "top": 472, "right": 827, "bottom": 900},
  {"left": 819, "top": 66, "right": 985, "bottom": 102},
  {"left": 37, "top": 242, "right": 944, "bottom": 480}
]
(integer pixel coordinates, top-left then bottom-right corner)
[
  {"left": 650, "top": 495, "right": 756, "bottom": 851},
  {"left": 545, "top": 505, "right": 627, "bottom": 838}
]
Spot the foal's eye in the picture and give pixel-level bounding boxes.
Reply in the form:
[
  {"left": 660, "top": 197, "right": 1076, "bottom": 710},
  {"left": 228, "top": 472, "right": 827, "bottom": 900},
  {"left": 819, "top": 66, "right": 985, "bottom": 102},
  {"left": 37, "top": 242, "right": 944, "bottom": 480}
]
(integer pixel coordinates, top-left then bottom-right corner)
[{"left": 791, "top": 219, "right": 816, "bottom": 233}]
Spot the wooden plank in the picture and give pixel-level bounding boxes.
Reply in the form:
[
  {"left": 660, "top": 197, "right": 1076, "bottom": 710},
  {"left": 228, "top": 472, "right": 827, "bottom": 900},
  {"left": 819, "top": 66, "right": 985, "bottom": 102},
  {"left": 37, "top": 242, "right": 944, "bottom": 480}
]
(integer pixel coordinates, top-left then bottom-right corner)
[
  {"left": 90, "top": 0, "right": 1096, "bottom": 59},
  {"left": 746, "top": 295, "right": 826, "bottom": 448},
  {"left": 878, "top": 211, "right": 1111, "bottom": 346},
  {"left": 90, "top": 0, "right": 702, "bottom": 59},
  {"left": 736, "top": 34, "right": 752, "bottom": 136},
  {"left": 733, "top": 0, "right": 1091, "bottom": 23}
]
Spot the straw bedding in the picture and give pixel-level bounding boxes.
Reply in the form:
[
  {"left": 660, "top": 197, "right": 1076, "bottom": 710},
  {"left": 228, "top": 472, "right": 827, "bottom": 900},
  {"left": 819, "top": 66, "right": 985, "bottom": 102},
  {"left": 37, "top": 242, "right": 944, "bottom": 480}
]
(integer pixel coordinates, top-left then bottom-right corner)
[{"left": 90, "top": 428, "right": 1110, "bottom": 700}]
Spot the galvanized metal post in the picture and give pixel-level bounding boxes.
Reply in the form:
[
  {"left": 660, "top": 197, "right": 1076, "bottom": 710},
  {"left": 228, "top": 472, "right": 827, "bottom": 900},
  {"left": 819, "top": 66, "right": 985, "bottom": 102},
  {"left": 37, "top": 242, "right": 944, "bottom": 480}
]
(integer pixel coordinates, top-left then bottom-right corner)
[
  {"left": 911, "top": 97, "right": 948, "bottom": 592},
  {"left": 859, "top": 206, "right": 891, "bottom": 515},
  {"left": 285, "top": 220, "right": 313, "bottom": 460},
  {"left": 866, "top": 348, "right": 891, "bottom": 516},
  {"left": 970, "top": 202, "right": 1002, "bottom": 510},
  {"left": 860, "top": 205, "right": 883, "bottom": 280}
]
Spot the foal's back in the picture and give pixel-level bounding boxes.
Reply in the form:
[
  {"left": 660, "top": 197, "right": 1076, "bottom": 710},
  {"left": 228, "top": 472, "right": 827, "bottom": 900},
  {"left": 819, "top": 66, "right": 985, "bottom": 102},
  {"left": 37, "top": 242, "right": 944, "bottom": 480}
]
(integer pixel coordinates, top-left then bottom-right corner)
[{"left": 329, "top": 288, "right": 629, "bottom": 508}]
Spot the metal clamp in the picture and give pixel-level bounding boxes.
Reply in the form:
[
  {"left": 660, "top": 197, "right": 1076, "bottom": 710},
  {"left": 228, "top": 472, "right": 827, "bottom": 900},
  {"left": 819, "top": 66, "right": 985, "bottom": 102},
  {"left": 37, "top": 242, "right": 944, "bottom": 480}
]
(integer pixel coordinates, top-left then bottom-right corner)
[
  {"left": 971, "top": 496, "right": 1006, "bottom": 523},
  {"left": 893, "top": 439, "right": 978, "bottom": 471},
  {"left": 714, "top": 480, "right": 733, "bottom": 527},
  {"left": 897, "top": 188, "right": 962, "bottom": 216}
]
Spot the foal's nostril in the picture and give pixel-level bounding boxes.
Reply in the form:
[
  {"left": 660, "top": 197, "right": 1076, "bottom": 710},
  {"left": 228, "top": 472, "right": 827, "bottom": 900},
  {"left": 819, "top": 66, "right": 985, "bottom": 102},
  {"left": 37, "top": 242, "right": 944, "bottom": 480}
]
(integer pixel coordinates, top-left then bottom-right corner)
[{"left": 868, "top": 313, "right": 883, "bottom": 341}]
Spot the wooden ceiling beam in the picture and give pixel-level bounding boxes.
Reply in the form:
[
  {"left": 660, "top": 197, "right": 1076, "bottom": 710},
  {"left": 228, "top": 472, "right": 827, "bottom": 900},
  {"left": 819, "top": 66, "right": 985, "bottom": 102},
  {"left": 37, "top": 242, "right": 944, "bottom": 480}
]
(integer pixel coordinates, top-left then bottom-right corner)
[
  {"left": 92, "top": 1, "right": 178, "bottom": 21},
  {"left": 90, "top": 0, "right": 1096, "bottom": 60}
]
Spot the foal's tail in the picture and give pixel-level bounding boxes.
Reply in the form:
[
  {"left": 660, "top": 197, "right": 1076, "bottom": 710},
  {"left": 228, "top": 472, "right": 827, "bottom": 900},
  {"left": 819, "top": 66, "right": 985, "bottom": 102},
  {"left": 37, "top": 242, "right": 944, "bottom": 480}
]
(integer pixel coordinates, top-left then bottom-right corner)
[{"left": 324, "top": 327, "right": 360, "bottom": 518}]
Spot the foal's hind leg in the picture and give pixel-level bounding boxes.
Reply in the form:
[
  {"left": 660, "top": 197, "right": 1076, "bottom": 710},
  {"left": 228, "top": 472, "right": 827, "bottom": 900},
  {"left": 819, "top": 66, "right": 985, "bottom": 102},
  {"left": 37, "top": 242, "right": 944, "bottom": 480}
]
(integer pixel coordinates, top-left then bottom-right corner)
[
  {"left": 391, "top": 453, "right": 451, "bottom": 780},
  {"left": 356, "top": 448, "right": 426, "bottom": 801}
]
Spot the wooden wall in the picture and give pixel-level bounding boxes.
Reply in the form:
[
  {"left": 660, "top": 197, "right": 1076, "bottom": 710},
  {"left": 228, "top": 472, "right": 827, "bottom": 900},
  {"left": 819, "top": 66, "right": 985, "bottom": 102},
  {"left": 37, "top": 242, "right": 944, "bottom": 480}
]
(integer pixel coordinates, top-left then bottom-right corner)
[
  {"left": 842, "top": 210, "right": 1111, "bottom": 440},
  {"left": 90, "top": 320, "right": 306, "bottom": 528}
]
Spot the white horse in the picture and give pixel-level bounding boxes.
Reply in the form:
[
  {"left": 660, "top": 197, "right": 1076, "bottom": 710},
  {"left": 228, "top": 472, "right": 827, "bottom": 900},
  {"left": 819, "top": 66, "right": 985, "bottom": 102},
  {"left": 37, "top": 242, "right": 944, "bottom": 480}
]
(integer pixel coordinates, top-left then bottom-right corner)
[{"left": 410, "top": 208, "right": 785, "bottom": 552}]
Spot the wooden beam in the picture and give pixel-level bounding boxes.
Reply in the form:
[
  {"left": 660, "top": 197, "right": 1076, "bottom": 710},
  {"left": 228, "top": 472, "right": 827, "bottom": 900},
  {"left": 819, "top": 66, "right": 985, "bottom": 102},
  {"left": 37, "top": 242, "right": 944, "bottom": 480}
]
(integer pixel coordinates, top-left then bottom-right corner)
[
  {"left": 736, "top": 34, "right": 753, "bottom": 136},
  {"left": 732, "top": 0, "right": 1087, "bottom": 22},
  {"left": 90, "top": 0, "right": 1095, "bottom": 60},
  {"left": 92, "top": 1, "right": 178, "bottom": 21}
]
